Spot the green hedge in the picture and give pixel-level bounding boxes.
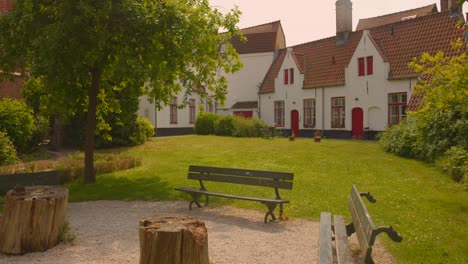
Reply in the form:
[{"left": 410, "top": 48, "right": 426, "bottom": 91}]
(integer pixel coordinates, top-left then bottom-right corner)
[{"left": 0, "top": 131, "right": 18, "bottom": 166}]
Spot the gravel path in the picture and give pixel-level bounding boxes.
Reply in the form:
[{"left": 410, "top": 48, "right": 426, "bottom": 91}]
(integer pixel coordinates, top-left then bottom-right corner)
[{"left": 0, "top": 200, "right": 395, "bottom": 264}]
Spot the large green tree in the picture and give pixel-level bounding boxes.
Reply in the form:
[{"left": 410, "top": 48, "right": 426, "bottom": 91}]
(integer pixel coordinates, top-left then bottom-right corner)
[{"left": 0, "top": 0, "right": 242, "bottom": 183}]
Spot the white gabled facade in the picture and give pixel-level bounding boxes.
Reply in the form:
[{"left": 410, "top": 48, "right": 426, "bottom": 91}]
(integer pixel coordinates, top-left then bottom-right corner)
[{"left": 342, "top": 30, "right": 415, "bottom": 133}]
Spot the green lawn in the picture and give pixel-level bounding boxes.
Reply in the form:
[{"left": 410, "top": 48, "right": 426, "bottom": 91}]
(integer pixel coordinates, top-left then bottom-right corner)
[{"left": 63, "top": 136, "right": 467, "bottom": 263}]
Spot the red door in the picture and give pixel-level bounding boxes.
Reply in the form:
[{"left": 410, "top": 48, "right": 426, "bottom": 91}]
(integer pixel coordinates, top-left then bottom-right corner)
[
  {"left": 291, "top": 110, "right": 299, "bottom": 137},
  {"left": 352, "top": 108, "right": 364, "bottom": 139}
]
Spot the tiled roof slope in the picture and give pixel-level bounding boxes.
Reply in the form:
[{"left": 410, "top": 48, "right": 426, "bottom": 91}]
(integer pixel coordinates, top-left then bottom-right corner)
[
  {"left": 259, "top": 49, "right": 286, "bottom": 94},
  {"left": 356, "top": 4, "right": 437, "bottom": 31},
  {"left": 294, "top": 32, "right": 363, "bottom": 89},
  {"left": 259, "top": 32, "right": 363, "bottom": 92},
  {"left": 231, "top": 101, "right": 258, "bottom": 109},
  {"left": 369, "top": 11, "right": 464, "bottom": 79},
  {"left": 230, "top": 21, "right": 286, "bottom": 54},
  {"left": 259, "top": 10, "right": 464, "bottom": 93}
]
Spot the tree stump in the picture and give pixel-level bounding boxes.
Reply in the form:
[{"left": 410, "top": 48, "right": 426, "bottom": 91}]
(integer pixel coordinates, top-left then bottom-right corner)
[
  {"left": 139, "top": 215, "right": 209, "bottom": 264},
  {"left": 0, "top": 185, "right": 68, "bottom": 255}
]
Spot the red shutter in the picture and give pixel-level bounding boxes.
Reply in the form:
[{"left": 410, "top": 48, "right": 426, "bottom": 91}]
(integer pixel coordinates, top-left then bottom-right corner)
[
  {"left": 290, "top": 68, "right": 294, "bottom": 84},
  {"left": 284, "top": 69, "right": 288, "bottom": 84},
  {"left": 367, "top": 56, "right": 373, "bottom": 75},
  {"left": 358, "top": 58, "right": 365, "bottom": 76}
]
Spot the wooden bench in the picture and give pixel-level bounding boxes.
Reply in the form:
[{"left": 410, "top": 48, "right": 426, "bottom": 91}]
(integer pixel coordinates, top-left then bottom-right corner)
[
  {"left": 318, "top": 185, "right": 403, "bottom": 264},
  {"left": 175, "top": 165, "right": 293, "bottom": 223}
]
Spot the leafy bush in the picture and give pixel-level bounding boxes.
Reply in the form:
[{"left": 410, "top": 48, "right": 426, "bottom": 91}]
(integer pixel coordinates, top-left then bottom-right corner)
[
  {"left": 437, "top": 146, "right": 468, "bottom": 183},
  {"left": 194, "top": 112, "right": 220, "bottom": 135},
  {"left": 378, "top": 118, "right": 419, "bottom": 158},
  {"left": 232, "top": 117, "right": 268, "bottom": 137},
  {"left": 0, "top": 98, "right": 36, "bottom": 153},
  {"left": 215, "top": 115, "right": 236, "bottom": 136},
  {"left": 0, "top": 131, "right": 18, "bottom": 166},
  {"left": 137, "top": 117, "right": 155, "bottom": 139}
]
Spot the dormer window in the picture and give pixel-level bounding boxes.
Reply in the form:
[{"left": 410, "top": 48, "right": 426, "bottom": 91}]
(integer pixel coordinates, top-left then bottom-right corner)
[
  {"left": 284, "top": 68, "right": 294, "bottom": 85},
  {"left": 358, "top": 56, "right": 373, "bottom": 76}
]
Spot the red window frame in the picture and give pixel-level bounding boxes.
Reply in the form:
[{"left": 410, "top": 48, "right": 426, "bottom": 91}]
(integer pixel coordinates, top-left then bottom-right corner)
[
  {"left": 290, "top": 68, "right": 294, "bottom": 84},
  {"left": 303, "top": 99, "right": 315, "bottom": 128},
  {"left": 284, "top": 69, "right": 289, "bottom": 85},
  {"left": 274, "top": 101, "right": 285, "bottom": 127},
  {"left": 366, "top": 56, "right": 373, "bottom": 75},
  {"left": 189, "top": 99, "right": 196, "bottom": 124},
  {"left": 358, "top": 58, "right": 365, "bottom": 76},
  {"left": 170, "top": 97, "right": 178, "bottom": 124},
  {"left": 331, "top": 97, "right": 345, "bottom": 128},
  {"left": 388, "top": 93, "right": 407, "bottom": 126}
]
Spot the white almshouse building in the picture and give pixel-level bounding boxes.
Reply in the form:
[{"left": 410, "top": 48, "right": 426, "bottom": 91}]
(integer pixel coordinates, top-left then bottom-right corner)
[{"left": 139, "top": 0, "right": 466, "bottom": 138}]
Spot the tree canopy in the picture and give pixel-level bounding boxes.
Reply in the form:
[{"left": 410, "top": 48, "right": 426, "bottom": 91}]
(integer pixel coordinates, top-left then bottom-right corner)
[{"left": 0, "top": 0, "right": 242, "bottom": 183}]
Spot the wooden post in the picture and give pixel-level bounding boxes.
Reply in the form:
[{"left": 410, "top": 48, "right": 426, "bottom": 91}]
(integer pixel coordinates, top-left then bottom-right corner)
[
  {"left": 0, "top": 185, "right": 68, "bottom": 255},
  {"left": 139, "top": 215, "right": 209, "bottom": 264}
]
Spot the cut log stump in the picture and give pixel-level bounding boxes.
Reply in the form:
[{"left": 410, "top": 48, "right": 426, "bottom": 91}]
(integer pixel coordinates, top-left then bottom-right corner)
[
  {"left": 139, "top": 215, "right": 209, "bottom": 264},
  {"left": 0, "top": 185, "right": 68, "bottom": 255}
]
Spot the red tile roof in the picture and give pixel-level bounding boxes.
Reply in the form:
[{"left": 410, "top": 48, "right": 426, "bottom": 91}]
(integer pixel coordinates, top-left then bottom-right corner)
[
  {"left": 259, "top": 49, "right": 286, "bottom": 94},
  {"left": 230, "top": 21, "right": 286, "bottom": 54},
  {"left": 259, "top": 10, "right": 465, "bottom": 94},
  {"left": 356, "top": 4, "right": 437, "bottom": 31},
  {"left": 369, "top": 11, "right": 464, "bottom": 79}
]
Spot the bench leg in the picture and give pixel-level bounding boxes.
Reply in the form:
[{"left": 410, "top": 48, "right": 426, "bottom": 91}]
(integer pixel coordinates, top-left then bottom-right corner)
[
  {"left": 189, "top": 193, "right": 203, "bottom": 210},
  {"left": 263, "top": 202, "right": 278, "bottom": 223}
]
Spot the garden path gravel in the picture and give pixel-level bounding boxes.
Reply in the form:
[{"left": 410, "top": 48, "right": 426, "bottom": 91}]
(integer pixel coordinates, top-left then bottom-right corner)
[{"left": 0, "top": 200, "right": 395, "bottom": 264}]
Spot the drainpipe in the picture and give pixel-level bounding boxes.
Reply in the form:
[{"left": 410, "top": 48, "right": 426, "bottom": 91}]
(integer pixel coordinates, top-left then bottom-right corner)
[
  {"left": 257, "top": 84, "right": 261, "bottom": 119},
  {"left": 322, "top": 87, "right": 325, "bottom": 135}
]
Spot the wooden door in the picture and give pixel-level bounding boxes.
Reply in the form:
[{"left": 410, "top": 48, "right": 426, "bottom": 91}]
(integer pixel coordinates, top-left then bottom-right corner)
[
  {"left": 352, "top": 108, "right": 364, "bottom": 139},
  {"left": 291, "top": 110, "right": 299, "bottom": 137}
]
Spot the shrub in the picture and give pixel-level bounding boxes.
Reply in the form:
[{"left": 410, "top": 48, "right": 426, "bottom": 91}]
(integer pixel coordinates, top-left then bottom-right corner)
[
  {"left": 0, "top": 131, "right": 18, "bottom": 166},
  {"left": 437, "top": 146, "right": 468, "bottom": 183},
  {"left": 0, "top": 98, "right": 36, "bottom": 153},
  {"left": 137, "top": 117, "right": 155, "bottom": 139},
  {"left": 378, "top": 118, "right": 419, "bottom": 158},
  {"left": 231, "top": 117, "right": 268, "bottom": 137},
  {"left": 194, "top": 112, "right": 220, "bottom": 135},
  {"left": 215, "top": 115, "right": 236, "bottom": 136}
]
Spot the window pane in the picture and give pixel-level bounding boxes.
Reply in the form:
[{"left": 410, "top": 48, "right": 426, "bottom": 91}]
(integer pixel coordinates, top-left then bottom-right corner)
[
  {"left": 290, "top": 68, "right": 294, "bottom": 84},
  {"left": 367, "top": 56, "right": 373, "bottom": 75},
  {"left": 358, "top": 58, "right": 365, "bottom": 76}
]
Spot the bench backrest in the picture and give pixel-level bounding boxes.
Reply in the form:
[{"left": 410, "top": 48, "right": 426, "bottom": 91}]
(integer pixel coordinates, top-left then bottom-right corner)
[
  {"left": 348, "top": 184, "right": 402, "bottom": 263},
  {"left": 348, "top": 184, "right": 376, "bottom": 263},
  {"left": 188, "top": 165, "right": 293, "bottom": 190}
]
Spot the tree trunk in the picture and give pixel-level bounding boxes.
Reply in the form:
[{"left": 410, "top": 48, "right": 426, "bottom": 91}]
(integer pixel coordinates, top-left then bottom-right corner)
[
  {"left": 0, "top": 186, "right": 68, "bottom": 255},
  {"left": 139, "top": 215, "right": 209, "bottom": 264},
  {"left": 84, "top": 68, "right": 101, "bottom": 184}
]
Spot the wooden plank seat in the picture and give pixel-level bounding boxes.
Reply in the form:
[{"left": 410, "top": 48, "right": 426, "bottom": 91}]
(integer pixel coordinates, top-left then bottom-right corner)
[
  {"left": 318, "top": 185, "right": 403, "bottom": 264},
  {"left": 175, "top": 165, "right": 293, "bottom": 223}
]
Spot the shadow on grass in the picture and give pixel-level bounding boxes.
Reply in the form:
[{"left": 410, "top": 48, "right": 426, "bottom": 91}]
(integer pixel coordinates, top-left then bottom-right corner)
[{"left": 67, "top": 174, "right": 180, "bottom": 202}]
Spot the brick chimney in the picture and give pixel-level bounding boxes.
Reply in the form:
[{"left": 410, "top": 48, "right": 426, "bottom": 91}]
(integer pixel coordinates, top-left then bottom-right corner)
[
  {"left": 336, "top": 0, "right": 353, "bottom": 45},
  {"left": 440, "top": 0, "right": 461, "bottom": 13}
]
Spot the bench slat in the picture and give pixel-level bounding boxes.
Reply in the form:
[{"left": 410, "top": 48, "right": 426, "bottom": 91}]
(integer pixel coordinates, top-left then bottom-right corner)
[
  {"left": 188, "top": 173, "right": 293, "bottom": 190},
  {"left": 175, "top": 187, "right": 289, "bottom": 204},
  {"left": 318, "top": 212, "right": 333, "bottom": 264},
  {"left": 189, "top": 165, "right": 294, "bottom": 181},
  {"left": 349, "top": 185, "right": 376, "bottom": 263},
  {"left": 334, "top": 215, "right": 353, "bottom": 264}
]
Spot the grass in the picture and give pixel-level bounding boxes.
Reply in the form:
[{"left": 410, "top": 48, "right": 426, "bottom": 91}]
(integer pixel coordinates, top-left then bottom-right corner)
[{"left": 7, "top": 135, "right": 467, "bottom": 263}]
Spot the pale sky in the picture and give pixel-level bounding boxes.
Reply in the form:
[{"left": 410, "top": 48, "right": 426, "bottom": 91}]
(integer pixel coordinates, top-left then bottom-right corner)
[{"left": 210, "top": 0, "right": 468, "bottom": 46}]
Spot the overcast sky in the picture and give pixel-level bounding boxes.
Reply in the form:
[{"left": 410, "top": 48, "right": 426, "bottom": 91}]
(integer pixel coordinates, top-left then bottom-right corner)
[{"left": 210, "top": 0, "right": 468, "bottom": 46}]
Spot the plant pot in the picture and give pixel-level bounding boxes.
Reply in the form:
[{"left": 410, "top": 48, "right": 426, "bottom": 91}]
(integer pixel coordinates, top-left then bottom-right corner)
[{"left": 289, "top": 136, "right": 295, "bottom": 141}]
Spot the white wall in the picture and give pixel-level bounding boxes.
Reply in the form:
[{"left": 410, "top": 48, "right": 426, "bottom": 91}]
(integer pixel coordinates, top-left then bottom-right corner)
[
  {"left": 138, "top": 89, "right": 202, "bottom": 129},
  {"left": 218, "top": 52, "right": 275, "bottom": 117}
]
